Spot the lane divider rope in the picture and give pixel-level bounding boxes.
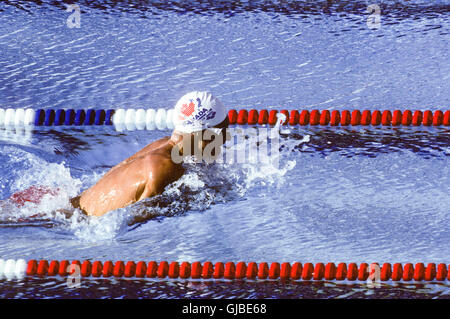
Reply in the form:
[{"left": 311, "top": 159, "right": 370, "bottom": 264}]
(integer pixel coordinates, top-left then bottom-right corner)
[
  {"left": 0, "top": 108, "right": 448, "bottom": 131},
  {"left": 0, "top": 259, "right": 448, "bottom": 282}
]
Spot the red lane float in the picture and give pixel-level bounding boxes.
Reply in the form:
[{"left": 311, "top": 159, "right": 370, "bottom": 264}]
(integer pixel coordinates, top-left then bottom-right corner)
[
  {"left": 225, "top": 109, "right": 449, "bottom": 126},
  {"left": 14, "top": 260, "right": 450, "bottom": 282}
]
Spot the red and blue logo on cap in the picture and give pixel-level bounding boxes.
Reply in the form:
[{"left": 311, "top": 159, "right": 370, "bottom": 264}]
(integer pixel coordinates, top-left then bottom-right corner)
[
  {"left": 179, "top": 98, "right": 216, "bottom": 124},
  {"left": 181, "top": 100, "right": 196, "bottom": 117}
]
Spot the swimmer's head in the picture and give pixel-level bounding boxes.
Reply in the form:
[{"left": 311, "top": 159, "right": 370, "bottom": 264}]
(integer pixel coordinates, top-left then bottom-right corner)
[
  {"left": 171, "top": 91, "right": 229, "bottom": 160},
  {"left": 173, "top": 91, "right": 227, "bottom": 134}
]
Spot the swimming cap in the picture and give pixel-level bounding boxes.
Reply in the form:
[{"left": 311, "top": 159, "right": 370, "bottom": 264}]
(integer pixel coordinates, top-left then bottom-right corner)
[{"left": 173, "top": 91, "right": 227, "bottom": 133}]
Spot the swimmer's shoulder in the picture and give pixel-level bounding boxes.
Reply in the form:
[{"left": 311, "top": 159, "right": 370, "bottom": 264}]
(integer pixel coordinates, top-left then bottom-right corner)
[
  {"left": 147, "top": 136, "right": 171, "bottom": 149},
  {"left": 109, "top": 136, "right": 172, "bottom": 172},
  {"left": 146, "top": 144, "right": 183, "bottom": 170}
]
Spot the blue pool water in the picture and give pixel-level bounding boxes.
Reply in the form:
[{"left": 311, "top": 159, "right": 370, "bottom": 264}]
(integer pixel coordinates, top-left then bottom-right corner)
[{"left": 0, "top": 0, "right": 449, "bottom": 298}]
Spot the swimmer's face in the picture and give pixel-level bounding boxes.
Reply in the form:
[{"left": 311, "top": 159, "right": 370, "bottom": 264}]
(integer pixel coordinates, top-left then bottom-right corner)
[
  {"left": 171, "top": 118, "right": 229, "bottom": 158},
  {"left": 199, "top": 117, "right": 229, "bottom": 149}
]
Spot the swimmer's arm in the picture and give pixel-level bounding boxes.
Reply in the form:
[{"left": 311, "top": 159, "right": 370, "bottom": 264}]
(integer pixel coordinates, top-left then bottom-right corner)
[
  {"left": 137, "top": 171, "right": 172, "bottom": 201},
  {"left": 137, "top": 157, "right": 185, "bottom": 201}
]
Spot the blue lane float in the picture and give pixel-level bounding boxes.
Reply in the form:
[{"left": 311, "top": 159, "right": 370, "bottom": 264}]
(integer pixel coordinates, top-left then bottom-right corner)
[
  {"left": 0, "top": 108, "right": 176, "bottom": 131},
  {"left": 26, "top": 108, "right": 116, "bottom": 127}
]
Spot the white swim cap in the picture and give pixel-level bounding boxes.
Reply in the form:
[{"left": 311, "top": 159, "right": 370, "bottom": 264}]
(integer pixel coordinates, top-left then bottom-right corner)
[{"left": 173, "top": 91, "right": 227, "bottom": 133}]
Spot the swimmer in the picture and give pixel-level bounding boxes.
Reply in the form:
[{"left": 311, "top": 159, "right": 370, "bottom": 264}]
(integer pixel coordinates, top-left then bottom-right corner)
[{"left": 4, "top": 91, "right": 228, "bottom": 218}]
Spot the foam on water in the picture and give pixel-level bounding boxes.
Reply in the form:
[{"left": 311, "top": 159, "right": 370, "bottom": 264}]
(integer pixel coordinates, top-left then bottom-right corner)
[
  {"left": 0, "top": 147, "right": 80, "bottom": 220},
  {"left": 0, "top": 131, "right": 308, "bottom": 242}
]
